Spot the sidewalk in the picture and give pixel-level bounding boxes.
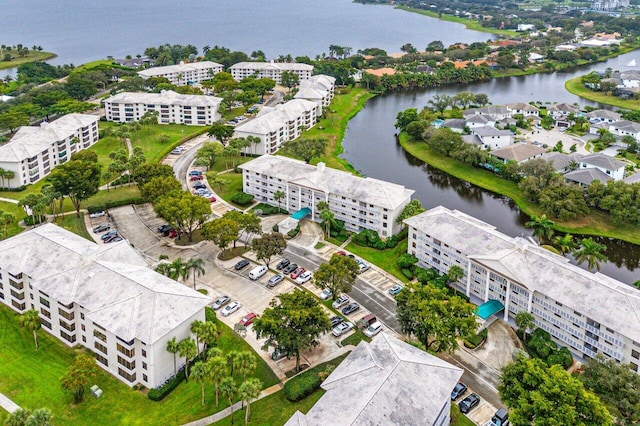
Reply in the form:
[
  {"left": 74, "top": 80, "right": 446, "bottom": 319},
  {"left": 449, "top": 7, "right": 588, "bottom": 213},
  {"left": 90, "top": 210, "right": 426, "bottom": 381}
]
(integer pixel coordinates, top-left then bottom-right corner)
[
  {"left": 0, "top": 197, "right": 18, "bottom": 204},
  {"left": 0, "top": 392, "right": 21, "bottom": 414},
  {"left": 181, "top": 383, "right": 282, "bottom": 426}
]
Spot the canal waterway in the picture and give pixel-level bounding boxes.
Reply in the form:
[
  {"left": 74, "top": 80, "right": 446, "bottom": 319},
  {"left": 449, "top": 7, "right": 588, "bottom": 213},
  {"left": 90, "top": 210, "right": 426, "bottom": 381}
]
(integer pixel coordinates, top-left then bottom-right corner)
[{"left": 341, "top": 50, "right": 640, "bottom": 284}]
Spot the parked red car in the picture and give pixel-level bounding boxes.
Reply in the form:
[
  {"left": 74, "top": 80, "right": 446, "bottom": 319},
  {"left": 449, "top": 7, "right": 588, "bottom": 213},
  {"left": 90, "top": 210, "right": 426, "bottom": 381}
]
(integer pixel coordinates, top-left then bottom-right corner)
[
  {"left": 190, "top": 175, "right": 204, "bottom": 181},
  {"left": 290, "top": 267, "right": 306, "bottom": 280},
  {"left": 238, "top": 313, "right": 257, "bottom": 326}
]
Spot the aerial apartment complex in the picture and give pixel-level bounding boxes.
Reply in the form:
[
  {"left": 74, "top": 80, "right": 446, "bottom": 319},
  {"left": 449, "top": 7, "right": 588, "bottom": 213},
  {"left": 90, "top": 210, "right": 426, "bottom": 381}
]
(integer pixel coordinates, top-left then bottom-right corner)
[
  {"left": 104, "top": 90, "right": 222, "bottom": 125},
  {"left": 0, "top": 224, "right": 209, "bottom": 388},
  {"left": 0, "top": 113, "right": 99, "bottom": 188},
  {"left": 405, "top": 206, "right": 640, "bottom": 371},
  {"left": 234, "top": 99, "right": 319, "bottom": 155},
  {"left": 240, "top": 155, "right": 414, "bottom": 237},
  {"left": 229, "top": 61, "right": 313, "bottom": 84},
  {"left": 137, "top": 61, "right": 223, "bottom": 85},
  {"left": 293, "top": 74, "right": 336, "bottom": 114}
]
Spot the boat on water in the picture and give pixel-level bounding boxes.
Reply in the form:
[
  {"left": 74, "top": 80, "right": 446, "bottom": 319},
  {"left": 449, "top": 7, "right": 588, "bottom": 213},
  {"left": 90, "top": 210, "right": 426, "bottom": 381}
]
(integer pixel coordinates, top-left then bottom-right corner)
[{"left": 628, "top": 59, "right": 636, "bottom": 67}]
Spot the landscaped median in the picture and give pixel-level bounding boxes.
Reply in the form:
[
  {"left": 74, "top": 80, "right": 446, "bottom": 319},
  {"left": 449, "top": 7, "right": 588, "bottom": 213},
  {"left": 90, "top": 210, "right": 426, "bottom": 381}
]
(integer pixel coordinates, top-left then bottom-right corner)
[
  {"left": 398, "top": 132, "right": 640, "bottom": 245},
  {"left": 0, "top": 304, "right": 278, "bottom": 425}
]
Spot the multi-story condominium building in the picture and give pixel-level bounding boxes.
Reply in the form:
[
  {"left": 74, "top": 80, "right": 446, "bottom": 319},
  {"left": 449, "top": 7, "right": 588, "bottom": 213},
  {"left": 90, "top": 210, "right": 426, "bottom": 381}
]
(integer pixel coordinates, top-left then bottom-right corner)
[
  {"left": 294, "top": 74, "right": 336, "bottom": 115},
  {"left": 104, "top": 90, "right": 222, "bottom": 125},
  {"left": 137, "top": 61, "right": 223, "bottom": 85},
  {"left": 241, "top": 155, "right": 414, "bottom": 237},
  {"left": 0, "top": 114, "right": 99, "bottom": 188},
  {"left": 405, "top": 206, "right": 640, "bottom": 372},
  {"left": 234, "top": 99, "right": 319, "bottom": 155},
  {"left": 285, "top": 333, "right": 462, "bottom": 426},
  {"left": 229, "top": 61, "right": 313, "bottom": 84},
  {"left": 0, "top": 224, "right": 209, "bottom": 388}
]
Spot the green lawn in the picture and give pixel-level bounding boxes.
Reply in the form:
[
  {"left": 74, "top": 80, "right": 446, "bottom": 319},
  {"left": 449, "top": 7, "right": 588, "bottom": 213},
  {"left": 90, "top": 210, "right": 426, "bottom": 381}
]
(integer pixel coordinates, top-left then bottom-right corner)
[
  {"left": 345, "top": 239, "right": 410, "bottom": 283},
  {"left": 210, "top": 388, "right": 324, "bottom": 426},
  {"left": 212, "top": 172, "right": 244, "bottom": 204},
  {"left": 451, "top": 404, "right": 476, "bottom": 426},
  {"left": 294, "top": 87, "right": 374, "bottom": 173},
  {"left": 395, "top": 6, "right": 518, "bottom": 36},
  {"left": 0, "top": 51, "right": 57, "bottom": 71},
  {"left": 97, "top": 122, "right": 207, "bottom": 165},
  {"left": 0, "top": 201, "right": 26, "bottom": 238},
  {"left": 399, "top": 133, "right": 640, "bottom": 246},
  {"left": 0, "top": 305, "right": 278, "bottom": 425},
  {"left": 565, "top": 76, "right": 639, "bottom": 110},
  {"left": 52, "top": 213, "right": 92, "bottom": 241}
]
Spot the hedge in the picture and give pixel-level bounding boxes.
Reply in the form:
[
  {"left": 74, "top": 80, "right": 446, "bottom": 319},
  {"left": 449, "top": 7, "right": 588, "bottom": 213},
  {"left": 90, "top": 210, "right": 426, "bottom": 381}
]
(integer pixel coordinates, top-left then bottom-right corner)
[
  {"left": 352, "top": 228, "right": 407, "bottom": 250},
  {"left": 283, "top": 369, "right": 322, "bottom": 402},
  {"left": 287, "top": 226, "right": 300, "bottom": 238},
  {"left": 148, "top": 366, "right": 187, "bottom": 401},
  {"left": 463, "top": 328, "right": 488, "bottom": 349},
  {"left": 231, "top": 192, "right": 254, "bottom": 206},
  {"left": 85, "top": 196, "right": 144, "bottom": 213}
]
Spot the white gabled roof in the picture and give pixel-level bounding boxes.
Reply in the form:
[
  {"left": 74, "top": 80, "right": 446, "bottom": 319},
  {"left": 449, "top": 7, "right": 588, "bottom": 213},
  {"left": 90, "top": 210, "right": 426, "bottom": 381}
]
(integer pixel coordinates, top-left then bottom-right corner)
[
  {"left": 0, "top": 114, "right": 98, "bottom": 163},
  {"left": 404, "top": 206, "right": 640, "bottom": 343},
  {"left": 237, "top": 99, "right": 317, "bottom": 135},
  {"left": 137, "top": 61, "right": 222, "bottom": 78},
  {"left": 285, "top": 333, "right": 462, "bottom": 426},
  {"left": 0, "top": 224, "right": 209, "bottom": 344},
  {"left": 105, "top": 90, "right": 222, "bottom": 108},
  {"left": 240, "top": 155, "right": 414, "bottom": 210}
]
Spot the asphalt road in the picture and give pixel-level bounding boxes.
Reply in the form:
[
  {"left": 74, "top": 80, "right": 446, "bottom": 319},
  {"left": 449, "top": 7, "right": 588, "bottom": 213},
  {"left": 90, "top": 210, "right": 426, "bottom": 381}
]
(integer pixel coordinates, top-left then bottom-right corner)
[
  {"left": 172, "top": 139, "right": 206, "bottom": 188},
  {"left": 284, "top": 243, "right": 504, "bottom": 410}
]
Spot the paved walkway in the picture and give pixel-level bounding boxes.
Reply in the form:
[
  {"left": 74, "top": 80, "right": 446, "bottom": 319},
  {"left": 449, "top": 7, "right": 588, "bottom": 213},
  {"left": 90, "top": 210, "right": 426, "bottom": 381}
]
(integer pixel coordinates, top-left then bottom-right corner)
[
  {"left": 0, "top": 392, "right": 21, "bottom": 414},
  {"left": 181, "top": 384, "right": 283, "bottom": 426},
  {"left": 0, "top": 197, "right": 18, "bottom": 204}
]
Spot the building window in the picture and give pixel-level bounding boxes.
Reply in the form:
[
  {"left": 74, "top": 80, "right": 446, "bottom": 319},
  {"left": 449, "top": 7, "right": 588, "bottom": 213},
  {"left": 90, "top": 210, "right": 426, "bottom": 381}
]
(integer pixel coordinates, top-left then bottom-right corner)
[
  {"left": 117, "top": 356, "right": 136, "bottom": 370},
  {"left": 142, "top": 349, "right": 147, "bottom": 358},
  {"left": 60, "top": 331, "right": 76, "bottom": 343},
  {"left": 94, "top": 329, "right": 107, "bottom": 342},
  {"left": 118, "top": 368, "right": 136, "bottom": 383},
  {"left": 59, "top": 320, "right": 76, "bottom": 332},
  {"left": 632, "top": 350, "right": 640, "bottom": 360},
  {"left": 96, "top": 353, "right": 108, "bottom": 366},
  {"left": 142, "top": 362, "right": 147, "bottom": 370},
  {"left": 40, "top": 308, "right": 51, "bottom": 318},
  {"left": 94, "top": 342, "right": 107, "bottom": 354},
  {"left": 117, "top": 343, "right": 135, "bottom": 358},
  {"left": 39, "top": 297, "right": 50, "bottom": 308},
  {"left": 58, "top": 308, "right": 74, "bottom": 321},
  {"left": 143, "top": 374, "right": 148, "bottom": 382},
  {"left": 41, "top": 319, "right": 51, "bottom": 329}
]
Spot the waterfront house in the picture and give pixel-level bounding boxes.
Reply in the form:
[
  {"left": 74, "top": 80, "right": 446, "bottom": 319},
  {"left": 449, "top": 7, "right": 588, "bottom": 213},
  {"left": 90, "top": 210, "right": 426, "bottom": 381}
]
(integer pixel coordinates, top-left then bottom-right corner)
[
  {"left": 489, "top": 142, "right": 546, "bottom": 164},
  {"left": 294, "top": 74, "right": 336, "bottom": 115},
  {"left": 579, "top": 153, "right": 626, "bottom": 180},
  {"left": 609, "top": 120, "right": 640, "bottom": 141},
  {"left": 471, "top": 126, "right": 514, "bottom": 149},
  {"left": 240, "top": 155, "right": 414, "bottom": 237},
  {"left": 0, "top": 224, "right": 209, "bottom": 389}
]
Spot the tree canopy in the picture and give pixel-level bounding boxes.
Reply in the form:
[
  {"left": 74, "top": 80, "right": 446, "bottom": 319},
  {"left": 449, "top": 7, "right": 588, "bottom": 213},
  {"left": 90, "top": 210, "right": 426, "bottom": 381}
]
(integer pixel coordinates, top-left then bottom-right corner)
[
  {"left": 153, "top": 191, "right": 211, "bottom": 243},
  {"left": 253, "top": 290, "right": 331, "bottom": 372},
  {"left": 395, "top": 282, "right": 476, "bottom": 352},
  {"left": 499, "top": 355, "right": 612, "bottom": 426},
  {"left": 314, "top": 255, "right": 359, "bottom": 300},
  {"left": 47, "top": 154, "right": 101, "bottom": 217},
  {"left": 251, "top": 232, "right": 287, "bottom": 267}
]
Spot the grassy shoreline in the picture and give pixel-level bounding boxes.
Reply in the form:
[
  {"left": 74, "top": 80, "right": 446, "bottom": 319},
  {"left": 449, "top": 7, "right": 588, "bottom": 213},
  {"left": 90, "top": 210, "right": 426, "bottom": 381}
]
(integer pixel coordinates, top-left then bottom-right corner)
[
  {"left": 0, "top": 51, "right": 57, "bottom": 70},
  {"left": 398, "top": 133, "right": 640, "bottom": 245},
  {"left": 565, "top": 76, "right": 640, "bottom": 109},
  {"left": 396, "top": 6, "right": 518, "bottom": 37}
]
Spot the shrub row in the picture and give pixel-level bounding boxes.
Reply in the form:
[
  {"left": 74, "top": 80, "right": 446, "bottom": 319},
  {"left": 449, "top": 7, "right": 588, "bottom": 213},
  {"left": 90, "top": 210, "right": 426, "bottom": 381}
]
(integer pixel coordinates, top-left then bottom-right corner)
[
  {"left": 0, "top": 185, "right": 26, "bottom": 192},
  {"left": 463, "top": 328, "right": 488, "bottom": 349},
  {"left": 283, "top": 369, "right": 322, "bottom": 402},
  {"left": 252, "top": 203, "right": 287, "bottom": 216},
  {"left": 85, "top": 196, "right": 144, "bottom": 213},
  {"left": 525, "top": 328, "right": 573, "bottom": 369},
  {"left": 352, "top": 228, "right": 407, "bottom": 250},
  {"left": 148, "top": 367, "right": 186, "bottom": 401},
  {"left": 23, "top": 215, "right": 45, "bottom": 226},
  {"left": 287, "top": 226, "right": 300, "bottom": 238}
]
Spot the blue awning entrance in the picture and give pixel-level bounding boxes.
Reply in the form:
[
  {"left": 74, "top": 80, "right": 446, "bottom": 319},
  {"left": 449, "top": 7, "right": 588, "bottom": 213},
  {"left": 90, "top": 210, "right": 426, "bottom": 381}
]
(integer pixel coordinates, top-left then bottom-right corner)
[{"left": 475, "top": 300, "right": 504, "bottom": 320}]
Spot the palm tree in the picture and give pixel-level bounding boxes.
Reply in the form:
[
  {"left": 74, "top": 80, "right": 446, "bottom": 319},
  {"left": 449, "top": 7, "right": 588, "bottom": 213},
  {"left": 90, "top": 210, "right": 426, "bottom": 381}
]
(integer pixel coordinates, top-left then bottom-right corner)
[
  {"left": 178, "top": 338, "right": 197, "bottom": 381},
  {"left": 553, "top": 234, "right": 576, "bottom": 255},
  {"left": 573, "top": 238, "right": 607, "bottom": 272},
  {"left": 166, "top": 337, "right": 179, "bottom": 376},
  {"left": 239, "top": 378, "right": 262, "bottom": 423},
  {"left": 220, "top": 377, "right": 238, "bottom": 425},
  {"left": 514, "top": 311, "right": 535, "bottom": 342},
  {"left": 207, "top": 355, "right": 228, "bottom": 407},
  {"left": 0, "top": 211, "right": 14, "bottom": 239},
  {"left": 18, "top": 309, "right": 41, "bottom": 349},
  {"left": 233, "top": 351, "right": 257, "bottom": 381},
  {"left": 525, "top": 214, "right": 555, "bottom": 244},
  {"left": 191, "top": 361, "right": 208, "bottom": 405},
  {"left": 447, "top": 265, "right": 464, "bottom": 284},
  {"left": 185, "top": 257, "right": 206, "bottom": 289},
  {"left": 199, "top": 322, "right": 219, "bottom": 357},
  {"left": 317, "top": 201, "right": 332, "bottom": 237},
  {"left": 273, "top": 190, "right": 285, "bottom": 212},
  {"left": 191, "top": 320, "right": 205, "bottom": 356}
]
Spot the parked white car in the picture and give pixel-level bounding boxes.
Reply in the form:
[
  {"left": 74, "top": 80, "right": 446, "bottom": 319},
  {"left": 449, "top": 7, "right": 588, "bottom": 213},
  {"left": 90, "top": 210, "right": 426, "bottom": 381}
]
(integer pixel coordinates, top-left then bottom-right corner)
[
  {"left": 332, "top": 321, "right": 354, "bottom": 337},
  {"left": 221, "top": 301, "right": 241, "bottom": 317},
  {"left": 295, "top": 271, "right": 313, "bottom": 284},
  {"left": 331, "top": 295, "right": 350, "bottom": 309}
]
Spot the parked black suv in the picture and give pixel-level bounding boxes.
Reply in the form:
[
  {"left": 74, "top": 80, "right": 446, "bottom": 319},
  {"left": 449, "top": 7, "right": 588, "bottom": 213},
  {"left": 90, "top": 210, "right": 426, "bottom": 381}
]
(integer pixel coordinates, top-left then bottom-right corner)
[
  {"left": 282, "top": 263, "right": 297, "bottom": 274},
  {"left": 451, "top": 382, "right": 467, "bottom": 401},
  {"left": 276, "top": 258, "right": 290, "bottom": 270},
  {"left": 459, "top": 393, "right": 480, "bottom": 414}
]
